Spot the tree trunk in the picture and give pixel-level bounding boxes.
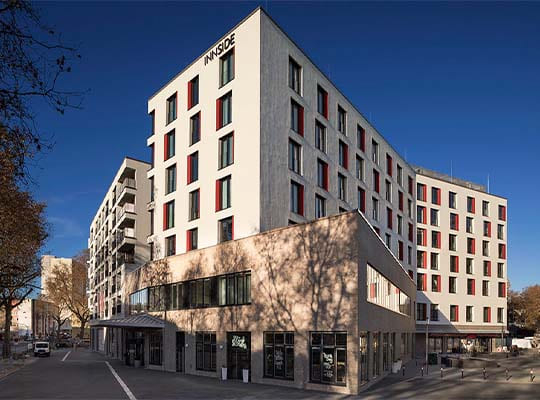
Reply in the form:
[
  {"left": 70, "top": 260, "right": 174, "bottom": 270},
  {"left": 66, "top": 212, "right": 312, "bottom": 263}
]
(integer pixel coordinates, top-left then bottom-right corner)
[
  {"left": 2, "top": 304, "right": 13, "bottom": 359},
  {"left": 79, "top": 320, "right": 86, "bottom": 339}
]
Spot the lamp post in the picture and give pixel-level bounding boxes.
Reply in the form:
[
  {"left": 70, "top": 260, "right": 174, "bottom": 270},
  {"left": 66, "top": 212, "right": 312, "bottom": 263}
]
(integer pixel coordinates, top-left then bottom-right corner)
[{"left": 425, "top": 317, "right": 430, "bottom": 374}]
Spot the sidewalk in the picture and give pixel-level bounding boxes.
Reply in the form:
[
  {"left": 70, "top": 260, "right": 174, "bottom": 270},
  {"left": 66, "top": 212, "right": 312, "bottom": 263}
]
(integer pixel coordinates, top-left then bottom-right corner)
[{"left": 0, "top": 356, "right": 36, "bottom": 380}]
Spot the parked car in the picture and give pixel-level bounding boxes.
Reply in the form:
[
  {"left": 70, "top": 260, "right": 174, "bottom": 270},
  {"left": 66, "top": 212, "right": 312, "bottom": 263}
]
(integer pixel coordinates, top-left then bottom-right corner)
[{"left": 34, "top": 341, "right": 51, "bottom": 357}]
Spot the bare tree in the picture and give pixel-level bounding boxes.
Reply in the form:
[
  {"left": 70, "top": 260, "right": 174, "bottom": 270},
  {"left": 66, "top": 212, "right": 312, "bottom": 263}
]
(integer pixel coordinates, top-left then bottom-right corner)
[
  {"left": 38, "top": 293, "right": 68, "bottom": 340},
  {"left": 0, "top": 0, "right": 83, "bottom": 182}
]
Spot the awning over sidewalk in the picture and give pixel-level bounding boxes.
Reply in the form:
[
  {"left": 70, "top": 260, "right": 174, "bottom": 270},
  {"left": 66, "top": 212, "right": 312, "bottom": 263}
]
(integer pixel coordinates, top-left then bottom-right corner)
[{"left": 89, "top": 314, "right": 164, "bottom": 329}]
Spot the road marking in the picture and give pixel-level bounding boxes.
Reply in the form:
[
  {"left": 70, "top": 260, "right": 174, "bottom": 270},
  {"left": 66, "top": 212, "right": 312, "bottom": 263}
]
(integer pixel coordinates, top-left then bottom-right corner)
[
  {"left": 105, "top": 361, "right": 137, "bottom": 400},
  {"left": 61, "top": 351, "right": 71, "bottom": 362}
]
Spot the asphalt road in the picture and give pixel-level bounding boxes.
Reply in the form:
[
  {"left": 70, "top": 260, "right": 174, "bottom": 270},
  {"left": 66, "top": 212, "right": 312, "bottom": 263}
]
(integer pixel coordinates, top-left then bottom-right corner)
[{"left": 0, "top": 349, "right": 538, "bottom": 399}]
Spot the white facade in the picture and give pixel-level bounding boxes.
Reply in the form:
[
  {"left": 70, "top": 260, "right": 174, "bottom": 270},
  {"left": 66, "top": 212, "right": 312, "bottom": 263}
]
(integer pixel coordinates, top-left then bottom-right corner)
[
  {"left": 146, "top": 8, "right": 417, "bottom": 272},
  {"left": 88, "top": 157, "right": 151, "bottom": 323},
  {"left": 414, "top": 167, "right": 508, "bottom": 352}
]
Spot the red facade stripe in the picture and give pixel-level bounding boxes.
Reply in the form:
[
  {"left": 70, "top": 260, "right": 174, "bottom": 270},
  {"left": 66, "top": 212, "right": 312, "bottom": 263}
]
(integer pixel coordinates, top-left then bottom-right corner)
[
  {"left": 215, "top": 179, "right": 221, "bottom": 211},
  {"left": 187, "top": 80, "right": 192, "bottom": 110},
  {"left": 298, "top": 105, "right": 304, "bottom": 136},
  {"left": 323, "top": 92, "right": 328, "bottom": 119},
  {"left": 186, "top": 230, "right": 191, "bottom": 251},
  {"left": 164, "top": 133, "right": 169, "bottom": 161},
  {"left": 163, "top": 203, "right": 167, "bottom": 230},
  {"left": 216, "top": 98, "right": 222, "bottom": 130},
  {"left": 298, "top": 184, "right": 304, "bottom": 216},
  {"left": 187, "top": 155, "right": 192, "bottom": 184}
]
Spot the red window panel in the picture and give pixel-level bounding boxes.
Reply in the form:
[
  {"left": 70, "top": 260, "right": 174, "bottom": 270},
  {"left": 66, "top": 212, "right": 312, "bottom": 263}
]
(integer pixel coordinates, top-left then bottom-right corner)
[
  {"left": 420, "top": 251, "right": 427, "bottom": 268},
  {"left": 500, "top": 244, "right": 506, "bottom": 259},
  {"left": 187, "top": 154, "right": 192, "bottom": 184},
  {"left": 408, "top": 176, "right": 413, "bottom": 196},
  {"left": 215, "top": 180, "right": 221, "bottom": 211},
  {"left": 186, "top": 230, "right": 192, "bottom": 251},
  {"left": 216, "top": 98, "right": 222, "bottom": 130},
  {"left": 398, "top": 191, "right": 403, "bottom": 211},
  {"left": 471, "top": 279, "right": 476, "bottom": 295},
  {"left": 470, "top": 238, "right": 476, "bottom": 254},
  {"left": 436, "top": 275, "right": 441, "bottom": 292},
  {"left": 501, "top": 282, "right": 507, "bottom": 297},
  {"left": 387, "top": 208, "right": 393, "bottom": 229},
  {"left": 471, "top": 198, "right": 476, "bottom": 213},
  {"left": 386, "top": 154, "right": 393, "bottom": 177},
  {"left": 486, "top": 221, "right": 491, "bottom": 237},
  {"left": 162, "top": 203, "right": 167, "bottom": 230},
  {"left": 408, "top": 223, "right": 413, "bottom": 242},
  {"left": 323, "top": 91, "right": 328, "bottom": 119},
  {"left": 422, "top": 274, "right": 427, "bottom": 291},
  {"left": 486, "top": 307, "right": 491, "bottom": 322},
  {"left": 500, "top": 205, "right": 507, "bottom": 221},
  {"left": 398, "top": 241, "right": 404, "bottom": 261},
  {"left": 370, "top": 283, "right": 376, "bottom": 299},
  {"left": 452, "top": 256, "right": 460, "bottom": 273},
  {"left": 455, "top": 214, "right": 460, "bottom": 230},
  {"left": 423, "top": 185, "right": 427, "bottom": 202},
  {"left": 436, "top": 188, "right": 441, "bottom": 205},
  {"left": 455, "top": 305, "right": 460, "bottom": 322},
  {"left": 187, "top": 80, "right": 193, "bottom": 110},
  {"left": 298, "top": 184, "right": 304, "bottom": 216},
  {"left": 422, "top": 207, "right": 427, "bottom": 223},
  {"left": 298, "top": 105, "right": 304, "bottom": 136},
  {"left": 374, "top": 170, "right": 380, "bottom": 193},
  {"left": 231, "top": 216, "right": 235, "bottom": 240},
  {"left": 343, "top": 143, "right": 349, "bottom": 169},
  {"left": 435, "top": 231, "right": 441, "bottom": 249},
  {"left": 422, "top": 229, "right": 427, "bottom": 246},
  {"left": 164, "top": 133, "right": 169, "bottom": 161}
]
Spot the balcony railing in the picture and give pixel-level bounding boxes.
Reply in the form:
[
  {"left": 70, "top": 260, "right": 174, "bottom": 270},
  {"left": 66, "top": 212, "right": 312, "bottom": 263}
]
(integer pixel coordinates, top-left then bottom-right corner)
[
  {"left": 117, "top": 227, "right": 135, "bottom": 244},
  {"left": 118, "top": 252, "right": 135, "bottom": 266},
  {"left": 119, "top": 178, "right": 136, "bottom": 194}
]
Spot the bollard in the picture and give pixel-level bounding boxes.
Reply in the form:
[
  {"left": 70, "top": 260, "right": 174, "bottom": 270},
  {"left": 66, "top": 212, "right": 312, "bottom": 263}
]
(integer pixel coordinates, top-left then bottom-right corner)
[
  {"left": 402, "top": 366, "right": 405, "bottom": 377},
  {"left": 483, "top": 367, "right": 487, "bottom": 380},
  {"left": 421, "top": 367, "right": 424, "bottom": 377},
  {"left": 440, "top": 367, "right": 443, "bottom": 378},
  {"left": 461, "top": 368, "right": 464, "bottom": 379}
]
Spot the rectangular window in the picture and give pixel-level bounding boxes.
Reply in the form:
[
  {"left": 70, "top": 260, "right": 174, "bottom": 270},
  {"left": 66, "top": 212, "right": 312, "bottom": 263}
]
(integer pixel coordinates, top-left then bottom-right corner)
[
  {"left": 417, "top": 184, "right": 426, "bottom": 202},
  {"left": 466, "top": 258, "right": 474, "bottom": 274},
  {"left": 190, "top": 112, "right": 201, "bottom": 145},
  {"left": 337, "top": 106, "right": 346, "bottom": 134},
  {"left": 291, "top": 99, "right": 304, "bottom": 135},
  {"left": 149, "top": 331, "right": 163, "bottom": 365},
  {"left": 483, "top": 307, "right": 491, "bottom": 323},
  {"left": 397, "top": 215, "right": 403, "bottom": 235},
  {"left": 216, "top": 176, "right": 231, "bottom": 211},
  {"left": 288, "top": 139, "right": 302, "bottom": 175},
  {"left": 431, "top": 231, "right": 441, "bottom": 248},
  {"left": 398, "top": 241, "right": 404, "bottom": 260},
  {"left": 149, "top": 110, "right": 155, "bottom": 136},
  {"left": 217, "top": 91, "right": 232, "bottom": 129},
  {"left": 219, "top": 133, "right": 234, "bottom": 169},
  {"left": 164, "top": 201, "right": 174, "bottom": 230},
  {"left": 289, "top": 57, "right": 301, "bottom": 94},
  {"left": 498, "top": 205, "right": 506, "bottom": 221},
  {"left": 265, "top": 332, "right": 295, "bottom": 380},
  {"left": 358, "top": 187, "right": 366, "bottom": 213},
  {"left": 466, "top": 306, "right": 473, "bottom": 322},
  {"left": 417, "top": 206, "right": 426, "bottom": 224},
  {"left": 317, "top": 85, "right": 328, "bottom": 118},
  {"left": 408, "top": 176, "right": 413, "bottom": 196},
  {"left": 310, "top": 332, "right": 347, "bottom": 385},
  {"left": 355, "top": 156, "right": 364, "bottom": 181},
  {"left": 417, "top": 303, "right": 427, "bottom": 321},
  {"left": 466, "top": 217, "right": 473, "bottom": 233},
  {"left": 338, "top": 140, "right": 348, "bottom": 169},
  {"left": 430, "top": 252, "right": 439, "bottom": 270},
  {"left": 467, "top": 278, "right": 475, "bottom": 295},
  {"left": 450, "top": 213, "right": 459, "bottom": 230},
  {"left": 417, "top": 251, "right": 426, "bottom": 268},
  {"left": 290, "top": 181, "right": 304, "bottom": 216},
  {"left": 385, "top": 180, "right": 391, "bottom": 202},
  {"left": 431, "top": 187, "right": 441, "bottom": 205},
  {"left": 417, "top": 273, "right": 426, "bottom": 291},
  {"left": 482, "top": 200, "right": 489, "bottom": 217},
  {"left": 166, "top": 164, "right": 176, "bottom": 194},
  {"left": 189, "top": 189, "right": 200, "bottom": 221},
  {"left": 317, "top": 159, "right": 329, "bottom": 190},
  {"left": 165, "top": 235, "right": 176, "bottom": 256},
  {"left": 166, "top": 93, "right": 177, "bottom": 124},
  {"left": 387, "top": 208, "right": 393, "bottom": 230},
  {"left": 188, "top": 75, "right": 199, "bottom": 110},
  {"left": 449, "top": 192, "right": 457, "bottom": 209},
  {"left": 220, "top": 49, "right": 234, "bottom": 86},
  {"left": 186, "top": 228, "right": 198, "bottom": 251},
  {"left": 398, "top": 191, "right": 404, "bottom": 211},
  {"left": 315, "top": 195, "right": 326, "bottom": 218},
  {"left": 218, "top": 216, "right": 233, "bottom": 243},
  {"left": 430, "top": 209, "right": 439, "bottom": 226},
  {"left": 196, "top": 332, "right": 216, "bottom": 371},
  {"left": 483, "top": 240, "right": 489, "bottom": 257},
  {"left": 338, "top": 173, "right": 347, "bottom": 201},
  {"left": 482, "top": 280, "right": 489, "bottom": 296},
  {"left": 432, "top": 275, "right": 441, "bottom": 292},
  {"left": 497, "top": 263, "right": 504, "bottom": 278},
  {"left": 450, "top": 255, "right": 459, "bottom": 273},
  {"left": 149, "top": 143, "right": 155, "bottom": 168},
  {"left": 371, "top": 139, "right": 379, "bottom": 164},
  {"left": 498, "top": 282, "right": 506, "bottom": 298},
  {"left": 165, "top": 130, "right": 175, "bottom": 160},
  {"left": 499, "top": 243, "right": 506, "bottom": 259},
  {"left": 449, "top": 234, "right": 457, "bottom": 251},
  {"left": 497, "top": 224, "right": 504, "bottom": 240},
  {"left": 357, "top": 125, "right": 365, "bottom": 151},
  {"left": 397, "top": 165, "right": 403, "bottom": 186},
  {"left": 497, "top": 308, "right": 504, "bottom": 323},
  {"left": 467, "top": 196, "right": 475, "bottom": 213},
  {"left": 315, "top": 120, "right": 327, "bottom": 152},
  {"left": 372, "top": 197, "right": 379, "bottom": 221},
  {"left": 408, "top": 223, "right": 413, "bottom": 242},
  {"left": 430, "top": 304, "right": 439, "bottom": 321},
  {"left": 373, "top": 169, "right": 380, "bottom": 193},
  {"left": 386, "top": 154, "right": 393, "bottom": 177},
  {"left": 417, "top": 228, "right": 426, "bottom": 246},
  {"left": 467, "top": 237, "right": 475, "bottom": 254},
  {"left": 450, "top": 305, "right": 459, "bottom": 322},
  {"left": 187, "top": 152, "right": 198, "bottom": 184}
]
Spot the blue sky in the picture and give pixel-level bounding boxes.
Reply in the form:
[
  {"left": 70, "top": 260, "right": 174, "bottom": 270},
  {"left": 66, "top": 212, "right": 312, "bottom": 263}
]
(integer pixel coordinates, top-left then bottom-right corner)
[{"left": 31, "top": 2, "right": 539, "bottom": 290}]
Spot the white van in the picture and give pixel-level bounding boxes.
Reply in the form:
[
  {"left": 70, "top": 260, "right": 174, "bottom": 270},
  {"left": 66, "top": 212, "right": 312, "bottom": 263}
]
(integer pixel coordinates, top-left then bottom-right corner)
[{"left": 34, "top": 341, "right": 51, "bottom": 357}]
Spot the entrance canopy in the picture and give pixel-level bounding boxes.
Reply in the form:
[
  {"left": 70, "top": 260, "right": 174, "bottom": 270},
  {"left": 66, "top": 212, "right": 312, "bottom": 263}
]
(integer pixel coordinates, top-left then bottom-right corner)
[{"left": 90, "top": 314, "right": 164, "bottom": 329}]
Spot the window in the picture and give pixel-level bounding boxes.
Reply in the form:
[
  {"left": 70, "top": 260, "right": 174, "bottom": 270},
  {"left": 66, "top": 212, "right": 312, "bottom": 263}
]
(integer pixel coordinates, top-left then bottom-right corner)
[
  {"left": 149, "top": 110, "right": 155, "bottom": 136},
  {"left": 358, "top": 188, "right": 366, "bottom": 213},
  {"left": 450, "top": 305, "right": 459, "bottom": 322},
  {"left": 497, "top": 263, "right": 504, "bottom": 278},
  {"left": 317, "top": 85, "right": 328, "bottom": 118},
  {"left": 449, "top": 234, "right": 457, "bottom": 251},
  {"left": 291, "top": 99, "right": 304, "bottom": 135},
  {"left": 186, "top": 228, "right": 198, "bottom": 251},
  {"left": 498, "top": 282, "right": 506, "bottom": 298},
  {"left": 310, "top": 332, "right": 347, "bottom": 385},
  {"left": 315, "top": 121, "right": 326, "bottom": 152},
  {"left": 220, "top": 49, "right": 234, "bottom": 86},
  {"left": 398, "top": 241, "right": 404, "bottom": 260},
  {"left": 164, "top": 201, "right": 174, "bottom": 230},
  {"left": 417, "top": 303, "right": 427, "bottom": 321},
  {"left": 189, "top": 189, "right": 200, "bottom": 221},
  {"left": 219, "top": 133, "right": 234, "bottom": 169},
  {"left": 371, "top": 139, "right": 379, "bottom": 164},
  {"left": 499, "top": 243, "right": 506, "bottom": 259},
  {"left": 166, "top": 93, "right": 177, "bottom": 124},
  {"left": 165, "top": 130, "right": 175, "bottom": 160},
  {"left": 431, "top": 231, "right": 441, "bottom": 248},
  {"left": 288, "top": 139, "right": 302, "bottom": 175},
  {"left": 149, "top": 331, "right": 163, "bottom": 366},
  {"left": 466, "top": 306, "right": 473, "bottom": 322},
  {"left": 449, "top": 192, "right": 457, "bottom": 209},
  {"left": 407, "top": 199, "right": 412, "bottom": 218},
  {"left": 190, "top": 112, "right": 201, "bottom": 145},
  {"left": 417, "top": 228, "right": 426, "bottom": 246},
  {"left": 466, "top": 258, "right": 474, "bottom": 274},
  {"left": 397, "top": 191, "right": 403, "bottom": 211},
  {"left": 450, "top": 213, "right": 459, "bottom": 230},
  {"left": 467, "top": 279, "right": 475, "bottom": 295},
  {"left": 317, "top": 159, "right": 328, "bottom": 190},
  {"left": 417, "top": 251, "right": 426, "bottom": 268},
  {"left": 188, "top": 75, "right": 199, "bottom": 109},
  {"left": 482, "top": 200, "right": 489, "bottom": 217},
  {"left": 498, "top": 205, "right": 506, "bottom": 221},
  {"left": 217, "top": 91, "right": 232, "bottom": 129},
  {"left": 149, "top": 143, "right": 155, "bottom": 168},
  {"left": 407, "top": 246, "right": 412, "bottom": 265},
  {"left": 196, "top": 332, "right": 216, "bottom": 371},
  {"left": 431, "top": 187, "right": 441, "bottom": 205},
  {"left": 467, "top": 237, "right": 475, "bottom": 254},
  {"left": 497, "top": 224, "right": 504, "bottom": 240},
  {"left": 483, "top": 240, "right": 489, "bottom": 256},
  {"left": 430, "top": 304, "right": 439, "bottom": 321},
  {"left": 386, "top": 154, "right": 393, "bottom": 177},
  {"left": 450, "top": 255, "right": 459, "bottom": 273},
  {"left": 430, "top": 209, "right": 439, "bottom": 226},
  {"left": 290, "top": 181, "right": 304, "bottom": 215},
  {"left": 482, "top": 280, "right": 489, "bottom": 296},
  {"left": 417, "top": 184, "right": 426, "bottom": 202},
  {"left": 372, "top": 197, "right": 379, "bottom": 220},
  {"left": 497, "top": 308, "right": 504, "bottom": 323},
  {"left": 338, "top": 173, "right": 347, "bottom": 201},
  {"left": 356, "top": 156, "right": 364, "bottom": 181},
  {"left": 430, "top": 253, "right": 439, "bottom": 270},
  {"left": 337, "top": 106, "right": 346, "bottom": 134},
  {"left": 397, "top": 215, "right": 403, "bottom": 235},
  {"left": 408, "top": 176, "right": 413, "bottom": 196},
  {"left": 385, "top": 180, "right": 391, "bottom": 202},
  {"left": 289, "top": 57, "right": 301, "bottom": 94},
  {"left": 467, "top": 196, "right": 475, "bottom": 213},
  {"left": 149, "top": 210, "right": 154, "bottom": 235},
  {"left": 417, "top": 206, "right": 426, "bottom": 224},
  {"left": 483, "top": 307, "right": 491, "bottom": 323},
  {"left": 187, "top": 152, "right": 198, "bottom": 184},
  {"left": 166, "top": 164, "right": 176, "bottom": 194},
  {"left": 408, "top": 223, "right": 413, "bottom": 242},
  {"left": 466, "top": 217, "right": 473, "bottom": 233},
  {"left": 265, "top": 332, "right": 294, "bottom": 380},
  {"left": 357, "top": 125, "right": 365, "bottom": 151},
  {"left": 432, "top": 275, "right": 441, "bottom": 292},
  {"left": 218, "top": 216, "right": 233, "bottom": 243},
  {"left": 165, "top": 235, "right": 176, "bottom": 256},
  {"left": 387, "top": 208, "right": 393, "bottom": 230},
  {"left": 417, "top": 273, "right": 426, "bottom": 291},
  {"left": 315, "top": 195, "right": 326, "bottom": 218},
  {"left": 216, "top": 176, "right": 231, "bottom": 211},
  {"left": 149, "top": 176, "right": 154, "bottom": 202},
  {"left": 338, "top": 140, "right": 348, "bottom": 169},
  {"left": 449, "top": 277, "right": 457, "bottom": 294}
]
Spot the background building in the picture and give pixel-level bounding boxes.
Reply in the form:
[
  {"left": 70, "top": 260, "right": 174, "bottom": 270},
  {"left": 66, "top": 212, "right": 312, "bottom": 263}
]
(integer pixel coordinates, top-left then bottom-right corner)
[
  {"left": 41, "top": 255, "right": 73, "bottom": 332},
  {"left": 414, "top": 167, "right": 508, "bottom": 354},
  {"left": 88, "top": 157, "right": 151, "bottom": 352}
]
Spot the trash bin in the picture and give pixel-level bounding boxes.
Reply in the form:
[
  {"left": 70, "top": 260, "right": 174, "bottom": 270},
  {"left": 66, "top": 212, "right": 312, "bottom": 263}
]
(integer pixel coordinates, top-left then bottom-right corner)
[
  {"left": 428, "top": 353, "right": 438, "bottom": 365},
  {"left": 242, "top": 369, "right": 249, "bottom": 383},
  {"left": 221, "top": 367, "right": 227, "bottom": 380}
]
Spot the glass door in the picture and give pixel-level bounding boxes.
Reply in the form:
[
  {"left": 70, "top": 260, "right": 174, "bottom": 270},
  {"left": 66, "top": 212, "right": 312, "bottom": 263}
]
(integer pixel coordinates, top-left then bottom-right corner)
[
  {"left": 227, "top": 332, "right": 251, "bottom": 380},
  {"left": 176, "top": 332, "right": 185, "bottom": 372}
]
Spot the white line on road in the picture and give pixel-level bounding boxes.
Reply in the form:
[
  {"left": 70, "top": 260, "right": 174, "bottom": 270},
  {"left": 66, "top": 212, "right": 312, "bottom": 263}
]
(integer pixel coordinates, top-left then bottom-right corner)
[
  {"left": 61, "top": 351, "right": 71, "bottom": 362},
  {"left": 105, "top": 361, "right": 137, "bottom": 400}
]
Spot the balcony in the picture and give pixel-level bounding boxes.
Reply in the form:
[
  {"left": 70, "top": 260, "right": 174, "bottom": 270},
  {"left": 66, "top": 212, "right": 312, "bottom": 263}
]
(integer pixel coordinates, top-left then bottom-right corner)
[
  {"left": 117, "top": 177, "right": 136, "bottom": 206},
  {"left": 116, "top": 202, "right": 136, "bottom": 229},
  {"left": 118, "top": 252, "right": 135, "bottom": 267},
  {"left": 117, "top": 227, "right": 136, "bottom": 251}
]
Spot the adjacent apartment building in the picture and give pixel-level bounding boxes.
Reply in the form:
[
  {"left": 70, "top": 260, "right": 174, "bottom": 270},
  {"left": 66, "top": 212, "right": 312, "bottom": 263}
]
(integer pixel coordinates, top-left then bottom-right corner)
[
  {"left": 414, "top": 167, "right": 508, "bottom": 354},
  {"left": 88, "top": 157, "right": 151, "bottom": 351},
  {"left": 41, "top": 255, "right": 74, "bottom": 331}
]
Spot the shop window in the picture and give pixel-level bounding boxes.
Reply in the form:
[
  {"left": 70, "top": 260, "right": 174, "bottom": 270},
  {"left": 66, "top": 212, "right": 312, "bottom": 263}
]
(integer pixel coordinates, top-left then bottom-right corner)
[
  {"left": 310, "top": 332, "right": 347, "bottom": 385},
  {"left": 264, "top": 332, "right": 294, "bottom": 380},
  {"left": 196, "top": 332, "right": 216, "bottom": 371}
]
